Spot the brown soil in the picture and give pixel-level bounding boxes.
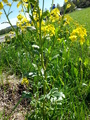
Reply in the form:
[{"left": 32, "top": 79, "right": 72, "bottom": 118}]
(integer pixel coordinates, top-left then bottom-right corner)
[{"left": 0, "top": 73, "right": 30, "bottom": 120}]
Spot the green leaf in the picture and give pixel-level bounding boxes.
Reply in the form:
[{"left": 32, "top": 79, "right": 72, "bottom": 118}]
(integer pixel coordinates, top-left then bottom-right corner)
[
  {"left": 50, "top": 88, "right": 58, "bottom": 93},
  {"left": 39, "top": 95, "right": 45, "bottom": 101},
  {"left": 51, "top": 91, "right": 61, "bottom": 97},
  {"left": 74, "top": 67, "right": 78, "bottom": 76},
  {"left": 22, "top": 91, "right": 32, "bottom": 98},
  {"left": 59, "top": 77, "right": 64, "bottom": 86}
]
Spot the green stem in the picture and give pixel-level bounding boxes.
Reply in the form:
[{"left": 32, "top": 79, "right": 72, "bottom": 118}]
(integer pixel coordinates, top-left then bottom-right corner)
[
  {"left": 3, "top": 8, "right": 18, "bottom": 37},
  {"left": 38, "top": 0, "right": 47, "bottom": 119},
  {"left": 80, "top": 45, "right": 83, "bottom": 83},
  {"left": 42, "top": 0, "right": 44, "bottom": 13},
  {"left": 51, "top": 0, "right": 54, "bottom": 11}
]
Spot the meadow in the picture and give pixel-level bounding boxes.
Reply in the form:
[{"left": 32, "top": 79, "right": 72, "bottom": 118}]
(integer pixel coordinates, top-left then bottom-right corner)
[{"left": 0, "top": 0, "right": 90, "bottom": 120}]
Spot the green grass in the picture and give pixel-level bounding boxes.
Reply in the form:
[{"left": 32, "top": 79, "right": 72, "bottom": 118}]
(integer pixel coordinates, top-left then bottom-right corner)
[{"left": 69, "top": 7, "right": 90, "bottom": 40}]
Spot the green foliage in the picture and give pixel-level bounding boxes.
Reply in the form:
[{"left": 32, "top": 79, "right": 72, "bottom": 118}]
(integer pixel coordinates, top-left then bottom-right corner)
[
  {"left": 59, "top": 0, "right": 90, "bottom": 14},
  {"left": 73, "top": 0, "right": 90, "bottom": 8}
]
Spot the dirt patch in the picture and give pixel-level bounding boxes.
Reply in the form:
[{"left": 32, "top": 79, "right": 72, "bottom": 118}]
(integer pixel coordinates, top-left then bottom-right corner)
[{"left": 0, "top": 73, "right": 30, "bottom": 120}]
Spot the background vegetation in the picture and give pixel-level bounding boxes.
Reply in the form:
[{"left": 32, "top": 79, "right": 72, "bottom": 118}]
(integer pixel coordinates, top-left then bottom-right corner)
[{"left": 57, "top": 0, "right": 90, "bottom": 14}]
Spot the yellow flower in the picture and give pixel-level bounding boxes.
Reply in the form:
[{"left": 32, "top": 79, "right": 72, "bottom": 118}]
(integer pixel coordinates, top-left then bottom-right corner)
[
  {"left": 7, "top": 2, "right": 11, "bottom": 7},
  {"left": 64, "top": 15, "right": 72, "bottom": 25},
  {"left": 71, "top": 29, "right": 79, "bottom": 36},
  {"left": 26, "top": 22, "right": 31, "bottom": 27},
  {"left": 16, "top": 21, "right": 22, "bottom": 27},
  {"left": 0, "top": 2, "right": 3, "bottom": 10},
  {"left": 57, "top": 38, "right": 60, "bottom": 41},
  {"left": 66, "top": 3, "right": 71, "bottom": 9},
  {"left": 22, "top": 17, "right": 28, "bottom": 24},
  {"left": 17, "top": 14, "right": 24, "bottom": 21},
  {"left": 70, "top": 26, "right": 87, "bottom": 45},
  {"left": 50, "top": 8, "right": 60, "bottom": 22},
  {"left": 2, "top": 0, "right": 8, "bottom": 3},
  {"left": 23, "top": 3, "right": 28, "bottom": 8},
  {"left": 21, "top": 26, "right": 25, "bottom": 31},
  {"left": 17, "top": 1, "right": 22, "bottom": 8},
  {"left": 69, "top": 35, "right": 77, "bottom": 42},
  {"left": 9, "top": 31, "right": 15, "bottom": 34},
  {"left": 0, "top": 11, "right": 2, "bottom": 17},
  {"left": 21, "top": 78, "right": 29, "bottom": 86},
  {"left": 23, "top": 0, "right": 28, "bottom": 2},
  {"left": 64, "top": 0, "right": 68, "bottom": 3}
]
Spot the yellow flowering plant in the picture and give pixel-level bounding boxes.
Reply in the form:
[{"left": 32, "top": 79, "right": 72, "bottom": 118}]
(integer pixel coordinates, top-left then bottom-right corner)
[
  {"left": 0, "top": 0, "right": 88, "bottom": 119},
  {"left": 66, "top": 3, "right": 71, "bottom": 9},
  {"left": 69, "top": 26, "right": 87, "bottom": 45},
  {"left": 21, "top": 77, "right": 29, "bottom": 86}
]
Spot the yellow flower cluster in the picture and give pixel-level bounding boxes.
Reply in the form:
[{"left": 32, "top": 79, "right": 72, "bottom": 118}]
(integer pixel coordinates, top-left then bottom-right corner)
[
  {"left": 41, "top": 24, "right": 55, "bottom": 37},
  {"left": 33, "top": 9, "right": 42, "bottom": 22},
  {"left": 21, "top": 78, "right": 29, "bottom": 86},
  {"left": 17, "top": 14, "right": 24, "bottom": 21},
  {"left": 50, "top": 8, "right": 60, "bottom": 22},
  {"left": 17, "top": 0, "right": 28, "bottom": 9},
  {"left": 17, "top": 14, "right": 31, "bottom": 31},
  {"left": 31, "top": 8, "right": 55, "bottom": 37},
  {"left": 69, "top": 26, "right": 87, "bottom": 45},
  {"left": 64, "top": 15, "right": 73, "bottom": 25},
  {"left": 0, "top": 0, "right": 11, "bottom": 17},
  {"left": 0, "top": 0, "right": 11, "bottom": 7},
  {"left": 16, "top": 0, "right": 37, "bottom": 9},
  {"left": 66, "top": 3, "right": 71, "bottom": 9},
  {"left": 16, "top": 0, "right": 38, "bottom": 31}
]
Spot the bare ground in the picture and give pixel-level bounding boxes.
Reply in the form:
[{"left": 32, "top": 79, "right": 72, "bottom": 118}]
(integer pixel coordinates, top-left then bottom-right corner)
[{"left": 0, "top": 73, "right": 30, "bottom": 120}]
